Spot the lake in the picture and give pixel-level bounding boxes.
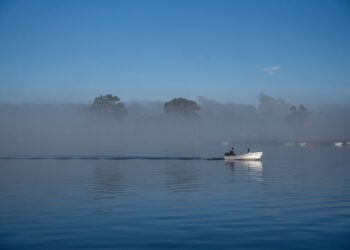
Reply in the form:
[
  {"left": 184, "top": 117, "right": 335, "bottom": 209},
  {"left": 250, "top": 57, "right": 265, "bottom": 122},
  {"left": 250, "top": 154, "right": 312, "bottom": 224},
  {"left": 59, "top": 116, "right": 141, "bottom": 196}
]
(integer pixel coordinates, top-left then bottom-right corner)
[{"left": 1, "top": 146, "right": 350, "bottom": 249}]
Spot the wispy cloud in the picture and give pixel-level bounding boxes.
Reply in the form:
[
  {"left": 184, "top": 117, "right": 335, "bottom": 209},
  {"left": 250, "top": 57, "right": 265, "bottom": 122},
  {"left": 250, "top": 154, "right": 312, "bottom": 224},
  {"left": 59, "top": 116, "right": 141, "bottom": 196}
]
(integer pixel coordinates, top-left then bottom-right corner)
[{"left": 261, "top": 65, "right": 281, "bottom": 75}]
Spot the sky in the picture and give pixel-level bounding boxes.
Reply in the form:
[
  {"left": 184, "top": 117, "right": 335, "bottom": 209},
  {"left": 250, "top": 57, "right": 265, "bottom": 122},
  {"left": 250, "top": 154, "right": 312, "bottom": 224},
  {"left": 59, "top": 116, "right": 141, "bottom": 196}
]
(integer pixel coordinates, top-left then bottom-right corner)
[{"left": 0, "top": 0, "right": 349, "bottom": 105}]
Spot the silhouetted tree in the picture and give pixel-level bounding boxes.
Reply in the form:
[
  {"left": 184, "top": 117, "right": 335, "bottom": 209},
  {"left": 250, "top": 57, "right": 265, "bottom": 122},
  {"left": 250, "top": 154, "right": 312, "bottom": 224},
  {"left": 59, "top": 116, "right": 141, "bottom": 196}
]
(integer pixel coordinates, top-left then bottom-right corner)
[
  {"left": 91, "top": 94, "right": 127, "bottom": 116},
  {"left": 164, "top": 98, "right": 200, "bottom": 116},
  {"left": 285, "top": 104, "right": 308, "bottom": 123}
]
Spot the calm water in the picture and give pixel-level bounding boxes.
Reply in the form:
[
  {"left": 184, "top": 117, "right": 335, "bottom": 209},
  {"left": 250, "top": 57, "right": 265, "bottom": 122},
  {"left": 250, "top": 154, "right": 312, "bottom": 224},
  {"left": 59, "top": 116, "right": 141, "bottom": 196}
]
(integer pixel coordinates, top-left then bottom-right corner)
[{"left": 1, "top": 146, "right": 350, "bottom": 249}]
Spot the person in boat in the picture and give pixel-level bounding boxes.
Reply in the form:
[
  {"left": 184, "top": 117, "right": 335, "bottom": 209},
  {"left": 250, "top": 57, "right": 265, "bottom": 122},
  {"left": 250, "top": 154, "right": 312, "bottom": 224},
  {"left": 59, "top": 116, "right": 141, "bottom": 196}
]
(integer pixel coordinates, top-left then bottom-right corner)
[
  {"left": 247, "top": 148, "right": 250, "bottom": 153},
  {"left": 229, "top": 147, "right": 235, "bottom": 156}
]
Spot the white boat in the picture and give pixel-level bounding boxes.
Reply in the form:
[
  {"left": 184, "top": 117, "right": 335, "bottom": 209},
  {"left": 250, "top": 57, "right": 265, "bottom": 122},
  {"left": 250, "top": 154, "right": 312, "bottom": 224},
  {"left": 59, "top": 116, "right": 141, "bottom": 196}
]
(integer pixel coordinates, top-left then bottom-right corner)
[
  {"left": 334, "top": 142, "right": 343, "bottom": 147},
  {"left": 224, "top": 152, "right": 263, "bottom": 161}
]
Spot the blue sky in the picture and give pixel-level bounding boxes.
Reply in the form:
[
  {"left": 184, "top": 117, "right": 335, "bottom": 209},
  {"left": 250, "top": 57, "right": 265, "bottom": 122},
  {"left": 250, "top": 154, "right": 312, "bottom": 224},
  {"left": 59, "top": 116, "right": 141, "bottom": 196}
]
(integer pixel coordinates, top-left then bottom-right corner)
[{"left": 0, "top": 0, "right": 349, "bottom": 105}]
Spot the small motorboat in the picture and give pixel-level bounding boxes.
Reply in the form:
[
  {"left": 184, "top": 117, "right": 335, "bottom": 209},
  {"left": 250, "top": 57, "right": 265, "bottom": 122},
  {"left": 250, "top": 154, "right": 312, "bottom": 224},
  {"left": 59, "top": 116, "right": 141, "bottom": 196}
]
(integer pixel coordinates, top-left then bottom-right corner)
[{"left": 224, "top": 152, "right": 263, "bottom": 161}]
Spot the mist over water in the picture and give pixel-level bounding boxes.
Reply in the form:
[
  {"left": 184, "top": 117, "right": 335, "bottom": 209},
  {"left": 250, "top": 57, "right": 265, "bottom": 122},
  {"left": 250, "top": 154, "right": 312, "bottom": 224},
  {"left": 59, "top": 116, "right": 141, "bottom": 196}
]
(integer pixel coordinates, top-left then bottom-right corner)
[{"left": 1, "top": 94, "right": 349, "bottom": 157}]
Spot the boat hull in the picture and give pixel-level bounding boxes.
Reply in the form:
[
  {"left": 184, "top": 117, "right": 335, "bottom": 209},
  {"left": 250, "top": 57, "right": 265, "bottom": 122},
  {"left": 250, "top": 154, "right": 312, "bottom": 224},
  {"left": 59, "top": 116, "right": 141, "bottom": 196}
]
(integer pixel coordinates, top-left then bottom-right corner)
[{"left": 224, "top": 152, "right": 263, "bottom": 161}]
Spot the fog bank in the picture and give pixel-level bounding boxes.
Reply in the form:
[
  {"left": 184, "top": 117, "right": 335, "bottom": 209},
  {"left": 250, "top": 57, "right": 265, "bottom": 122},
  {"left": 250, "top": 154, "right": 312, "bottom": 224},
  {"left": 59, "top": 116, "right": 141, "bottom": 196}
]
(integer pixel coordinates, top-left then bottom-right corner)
[{"left": 1, "top": 94, "right": 349, "bottom": 156}]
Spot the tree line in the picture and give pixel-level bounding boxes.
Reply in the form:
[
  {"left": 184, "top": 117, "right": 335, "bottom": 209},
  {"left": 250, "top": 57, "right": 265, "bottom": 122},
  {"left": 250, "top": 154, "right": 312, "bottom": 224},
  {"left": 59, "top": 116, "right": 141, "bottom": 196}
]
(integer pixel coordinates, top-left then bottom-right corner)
[
  {"left": 91, "top": 94, "right": 308, "bottom": 122},
  {"left": 91, "top": 94, "right": 201, "bottom": 117}
]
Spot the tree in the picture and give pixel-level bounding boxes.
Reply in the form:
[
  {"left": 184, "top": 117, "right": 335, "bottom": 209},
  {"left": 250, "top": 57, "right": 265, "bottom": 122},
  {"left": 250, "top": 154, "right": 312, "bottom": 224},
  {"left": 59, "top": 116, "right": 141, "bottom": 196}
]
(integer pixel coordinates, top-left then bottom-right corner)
[
  {"left": 91, "top": 94, "right": 127, "bottom": 116},
  {"left": 285, "top": 104, "right": 308, "bottom": 123},
  {"left": 164, "top": 97, "right": 200, "bottom": 116}
]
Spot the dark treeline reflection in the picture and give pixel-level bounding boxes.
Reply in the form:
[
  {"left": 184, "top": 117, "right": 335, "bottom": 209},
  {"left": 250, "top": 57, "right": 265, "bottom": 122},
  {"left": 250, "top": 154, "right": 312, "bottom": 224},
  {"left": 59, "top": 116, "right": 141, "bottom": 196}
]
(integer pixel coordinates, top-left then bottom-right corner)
[{"left": 0, "top": 93, "right": 349, "bottom": 156}]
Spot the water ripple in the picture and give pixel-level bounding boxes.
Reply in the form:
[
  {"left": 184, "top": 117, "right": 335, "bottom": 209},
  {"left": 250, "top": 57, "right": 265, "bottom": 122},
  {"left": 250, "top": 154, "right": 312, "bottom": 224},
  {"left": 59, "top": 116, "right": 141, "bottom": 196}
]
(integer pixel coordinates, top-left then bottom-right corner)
[{"left": 1, "top": 148, "right": 350, "bottom": 249}]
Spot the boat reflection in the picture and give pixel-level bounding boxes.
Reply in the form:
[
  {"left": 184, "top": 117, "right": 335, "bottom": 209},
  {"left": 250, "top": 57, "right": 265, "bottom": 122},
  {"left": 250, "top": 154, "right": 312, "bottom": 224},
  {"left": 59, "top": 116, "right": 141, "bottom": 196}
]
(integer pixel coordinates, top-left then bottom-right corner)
[
  {"left": 225, "top": 160, "right": 262, "bottom": 168},
  {"left": 239, "top": 160, "right": 262, "bottom": 168},
  {"left": 225, "top": 160, "right": 263, "bottom": 181}
]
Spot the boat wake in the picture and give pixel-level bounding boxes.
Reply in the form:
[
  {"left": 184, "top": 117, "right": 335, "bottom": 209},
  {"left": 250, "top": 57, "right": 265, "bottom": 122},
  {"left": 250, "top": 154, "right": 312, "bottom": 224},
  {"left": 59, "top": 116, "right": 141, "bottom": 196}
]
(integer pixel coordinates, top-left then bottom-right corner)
[{"left": 0, "top": 156, "right": 203, "bottom": 160}]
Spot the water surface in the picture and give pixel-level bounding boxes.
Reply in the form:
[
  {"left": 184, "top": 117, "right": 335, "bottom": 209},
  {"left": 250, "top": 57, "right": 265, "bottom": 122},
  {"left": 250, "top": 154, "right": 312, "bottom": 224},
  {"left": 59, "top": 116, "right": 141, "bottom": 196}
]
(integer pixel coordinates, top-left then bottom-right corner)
[{"left": 1, "top": 146, "right": 349, "bottom": 249}]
